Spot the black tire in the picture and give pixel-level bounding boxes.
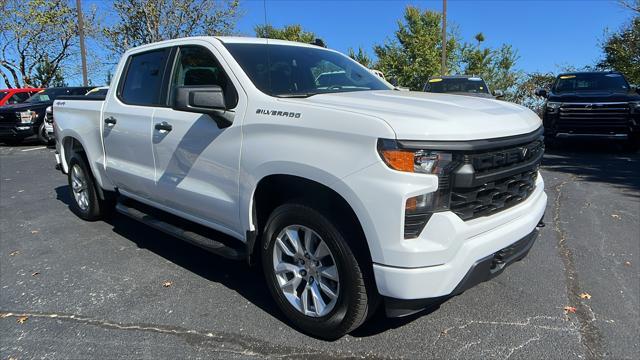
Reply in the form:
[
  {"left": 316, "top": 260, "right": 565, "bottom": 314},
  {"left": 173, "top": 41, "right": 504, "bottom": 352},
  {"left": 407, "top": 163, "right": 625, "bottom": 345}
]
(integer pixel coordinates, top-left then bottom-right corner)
[
  {"left": 261, "top": 203, "right": 375, "bottom": 339},
  {"left": 67, "top": 153, "right": 109, "bottom": 221},
  {"left": 37, "top": 122, "right": 53, "bottom": 145}
]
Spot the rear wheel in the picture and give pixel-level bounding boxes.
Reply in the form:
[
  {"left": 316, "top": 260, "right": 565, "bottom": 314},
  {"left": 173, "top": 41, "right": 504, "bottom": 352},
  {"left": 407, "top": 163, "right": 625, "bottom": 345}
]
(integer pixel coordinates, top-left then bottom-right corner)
[
  {"left": 261, "top": 203, "right": 375, "bottom": 339},
  {"left": 67, "top": 154, "right": 110, "bottom": 221}
]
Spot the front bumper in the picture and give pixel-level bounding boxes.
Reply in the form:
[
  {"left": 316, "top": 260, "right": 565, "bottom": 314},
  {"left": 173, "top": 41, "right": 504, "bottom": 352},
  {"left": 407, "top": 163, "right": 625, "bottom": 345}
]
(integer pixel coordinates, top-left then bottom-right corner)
[
  {"left": 383, "top": 228, "right": 539, "bottom": 317},
  {"left": 0, "top": 123, "right": 36, "bottom": 139},
  {"left": 369, "top": 174, "right": 546, "bottom": 300}
]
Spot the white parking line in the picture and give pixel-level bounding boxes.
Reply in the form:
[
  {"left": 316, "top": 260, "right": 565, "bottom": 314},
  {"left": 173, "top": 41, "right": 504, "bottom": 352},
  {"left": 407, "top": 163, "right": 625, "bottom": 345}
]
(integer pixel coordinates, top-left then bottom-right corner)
[{"left": 21, "top": 146, "right": 46, "bottom": 152}]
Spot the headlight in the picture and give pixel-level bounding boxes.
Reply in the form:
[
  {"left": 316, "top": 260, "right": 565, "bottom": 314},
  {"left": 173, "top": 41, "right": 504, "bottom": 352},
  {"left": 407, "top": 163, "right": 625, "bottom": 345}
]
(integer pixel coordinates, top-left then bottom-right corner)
[
  {"left": 630, "top": 101, "right": 640, "bottom": 113},
  {"left": 377, "top": 139, "right": 455, "bottom": 175},
  {"left": 17, "top": 110, "right": 37, "bottom": 124},
  {"left": 546, "top": 102, "right": 561, "bottom": 113},
  {"left": 378, "top": 139, "right": 461, "bottom": 238}
]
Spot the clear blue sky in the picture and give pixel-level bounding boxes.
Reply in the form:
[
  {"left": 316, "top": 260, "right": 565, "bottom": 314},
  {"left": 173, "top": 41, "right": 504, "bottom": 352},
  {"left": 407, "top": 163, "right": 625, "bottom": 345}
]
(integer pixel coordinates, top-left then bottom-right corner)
[
  {"left": 235, "top": 0, "right": 634, "bottom": 74},
  {"left": 79, "top": 0, "right": 634, "bottom": 85}
]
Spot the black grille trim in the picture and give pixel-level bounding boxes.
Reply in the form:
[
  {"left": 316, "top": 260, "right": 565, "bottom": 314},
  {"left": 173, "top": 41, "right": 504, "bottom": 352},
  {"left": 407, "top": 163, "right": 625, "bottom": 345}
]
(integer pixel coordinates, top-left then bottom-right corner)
[
  {"left": 557, "top": 102, "right": 631, "bottom": 134},
  {"left": 451, "top": 170, "right": 538, "bottom": 221}
]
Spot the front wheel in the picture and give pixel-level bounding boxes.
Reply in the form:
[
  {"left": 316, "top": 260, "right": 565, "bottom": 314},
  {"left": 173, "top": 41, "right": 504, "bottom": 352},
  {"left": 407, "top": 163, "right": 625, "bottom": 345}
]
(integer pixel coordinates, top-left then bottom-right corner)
[
  {"left": 261, "top": 203, "right": 375, "bottom": 339},
  {"left": 38, "top": 122, "right": 53, "bottom": 145}
]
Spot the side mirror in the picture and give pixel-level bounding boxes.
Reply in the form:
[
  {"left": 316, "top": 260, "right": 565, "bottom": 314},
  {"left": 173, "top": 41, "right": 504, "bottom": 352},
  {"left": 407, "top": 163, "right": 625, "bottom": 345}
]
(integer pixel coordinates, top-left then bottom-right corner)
[
  {"left": 389, "top": 77, "right": 399, "bottom": 87},
  {"left": 534, "top": 88, "right": 548, "bottom": 98},
  {"left": 631, "top": 85, "right": 640, "bottom": 94},
  {"left": 493, "top": 90, "right": 505, "bottom": 98},
  {"left": 173, "top": 85, "right": 232, "bottom": 127}
]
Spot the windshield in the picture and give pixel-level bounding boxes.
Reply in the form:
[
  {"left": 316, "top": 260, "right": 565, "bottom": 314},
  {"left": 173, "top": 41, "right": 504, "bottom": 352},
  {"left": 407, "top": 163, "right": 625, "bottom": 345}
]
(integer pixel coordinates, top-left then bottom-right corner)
[
  {"left": 224, "top": 43, "right": 391, "bottom": 97},
  {"left": 553, "top": 73, "right": 630, "bottom": 93},
  {"left": 424, "top": 77, "right": 490, "bottom": 94},
  {"left": 25, "top": 88, "right": 67, "bottom": 103}
]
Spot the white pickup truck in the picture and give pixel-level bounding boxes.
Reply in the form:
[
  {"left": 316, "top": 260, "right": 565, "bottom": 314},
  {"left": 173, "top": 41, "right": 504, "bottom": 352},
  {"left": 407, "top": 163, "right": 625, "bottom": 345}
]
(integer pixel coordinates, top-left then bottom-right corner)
[{"left": 53, "top": 37, "right": 546, "bottom": 339}]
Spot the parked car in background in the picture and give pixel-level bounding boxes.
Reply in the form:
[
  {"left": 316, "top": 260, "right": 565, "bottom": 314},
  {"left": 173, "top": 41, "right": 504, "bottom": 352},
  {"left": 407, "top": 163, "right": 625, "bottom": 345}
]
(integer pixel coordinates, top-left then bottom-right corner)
[
  {"left": 44, "top": 86, "right": 109, "bottom": 143},
  {"left": 0, "top": 86, "right": 94, "bottom": 145},
  {"left": 424, "top": 75, "right": 504, "bottom": 99},
  {"left": 53, "top": 37, "right": 545, "bottom": 339},
  {"left": 0, "top": 88, "right": 43, "bottom": 106},
  {"left": 536, "top": 71, "right": 640, "bottom": 149}
]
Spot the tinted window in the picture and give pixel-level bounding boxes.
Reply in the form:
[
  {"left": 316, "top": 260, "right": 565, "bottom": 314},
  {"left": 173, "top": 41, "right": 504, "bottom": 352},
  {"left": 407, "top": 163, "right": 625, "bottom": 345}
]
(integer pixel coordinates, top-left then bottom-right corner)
[
  {"left": 171, "top": 46, "right": 238, "bottom": 108},
  {"left": 120, "top": 49, "right": 170, "bottom": 105},
  {"left": 553, "top": 73, "right": 629, "bottom": 93},
  {"left": 8, "top": 92, "right": 30, "bottom": 104},
  {"left": 425, "top": 78, "right": 490, "bottom": 94},
  {"left": 25, "top": 88, "right": 66, "bottom": 102},
  {"left": 224, "top": 43, "right": 390, "bottom": 97}
]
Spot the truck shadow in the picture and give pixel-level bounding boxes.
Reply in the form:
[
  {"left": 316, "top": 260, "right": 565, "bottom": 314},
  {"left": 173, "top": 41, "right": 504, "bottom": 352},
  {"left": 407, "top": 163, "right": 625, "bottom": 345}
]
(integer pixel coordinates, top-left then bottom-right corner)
[
  {"left": 54, "top": 185, "right": 434, "bottom": 338},
  {"left": 543, "top": 139, "right": 640, "bottom": 195}
]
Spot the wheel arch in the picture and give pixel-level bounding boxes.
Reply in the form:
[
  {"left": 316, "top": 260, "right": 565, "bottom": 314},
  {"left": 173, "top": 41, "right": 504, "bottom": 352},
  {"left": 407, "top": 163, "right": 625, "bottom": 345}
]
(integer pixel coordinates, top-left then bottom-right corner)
[{"left": 246, "top": 170, "right": 378, "bottom": 270}]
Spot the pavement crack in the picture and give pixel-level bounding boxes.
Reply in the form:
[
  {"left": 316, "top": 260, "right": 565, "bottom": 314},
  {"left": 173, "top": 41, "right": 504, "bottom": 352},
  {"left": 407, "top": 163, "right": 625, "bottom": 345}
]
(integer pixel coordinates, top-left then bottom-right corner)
[
  {"left": 503, "top": 334, "right": 542, "bottom": 360},
  {"left": 552, "top": 176, "right": 604, "bottom": 360},
  {"left": 0, "top": 310, "right": 373, "bottom": 359}
]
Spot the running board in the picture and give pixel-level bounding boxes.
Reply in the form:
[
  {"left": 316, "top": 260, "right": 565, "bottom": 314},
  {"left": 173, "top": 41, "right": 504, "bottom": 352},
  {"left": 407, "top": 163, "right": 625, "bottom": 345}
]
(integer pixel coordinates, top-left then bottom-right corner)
[{"left": 115, "top": 202, "right": 246, "bottom": 261}]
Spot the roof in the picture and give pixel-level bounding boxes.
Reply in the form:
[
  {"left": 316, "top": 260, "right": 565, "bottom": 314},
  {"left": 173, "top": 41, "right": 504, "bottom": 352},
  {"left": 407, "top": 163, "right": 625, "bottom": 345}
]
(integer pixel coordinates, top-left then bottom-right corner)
[
  {"left": 428, "top": 75, "right": 486, "bottom": 80},
  {"left": 557, "top": 71, "right": 622, "bottom": 76},
  {"left": 215, "top": 36, "right": 321, "bottom": 48}
]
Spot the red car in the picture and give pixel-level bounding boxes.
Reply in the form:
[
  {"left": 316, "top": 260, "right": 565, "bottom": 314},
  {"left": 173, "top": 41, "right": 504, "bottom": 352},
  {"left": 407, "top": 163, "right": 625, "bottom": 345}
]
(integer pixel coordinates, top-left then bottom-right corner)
[{"left": 0, "top": 88, "right": 44, "bottom": 106}]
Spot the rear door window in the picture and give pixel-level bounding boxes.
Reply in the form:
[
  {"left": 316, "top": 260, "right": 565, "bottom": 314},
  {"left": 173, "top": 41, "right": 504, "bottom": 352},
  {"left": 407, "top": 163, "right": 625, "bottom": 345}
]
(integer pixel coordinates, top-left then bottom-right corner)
[{"left": 119, "top": 48, "right": 171, "bottom": 106}]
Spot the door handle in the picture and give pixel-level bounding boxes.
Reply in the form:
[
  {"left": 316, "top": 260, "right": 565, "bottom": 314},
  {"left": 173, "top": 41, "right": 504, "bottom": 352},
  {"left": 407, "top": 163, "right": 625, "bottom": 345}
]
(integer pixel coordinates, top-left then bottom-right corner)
[
  {"left": 104, "top": 116, "right": 117, "bottom": 126},
  {"left": 155, "top": 121, "right": 172, "bottom": 132}
]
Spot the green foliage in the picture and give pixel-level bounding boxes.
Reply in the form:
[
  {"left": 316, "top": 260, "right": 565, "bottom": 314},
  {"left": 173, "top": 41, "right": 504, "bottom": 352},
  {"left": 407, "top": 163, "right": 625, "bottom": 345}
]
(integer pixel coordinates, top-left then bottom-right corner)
[
  {"left": 511, "top": 72, "right": 556, "bottom": 115},
  {"left": 373, "top": 6, "right": 459, "bottom": 90},
  {"left": 32, "top": 57, "right": 66, "bottom": 87},
  {"left": 254, "top": 24, "right": 319, "bottom": 44},
  {"left": 348, "top": 47, "right": 373, "bottom": 68},
  {"left": 103, "top": 0, "right": 240, "bottom": 55},
  {"left": 0, "top": 0, "right": 81, "bottom": 87},
  {"left": 458, "top": 33, "right": 521, "bottom": 98},
  {"left": 597, "top": 15, "right": 640, "bottom": 83}
]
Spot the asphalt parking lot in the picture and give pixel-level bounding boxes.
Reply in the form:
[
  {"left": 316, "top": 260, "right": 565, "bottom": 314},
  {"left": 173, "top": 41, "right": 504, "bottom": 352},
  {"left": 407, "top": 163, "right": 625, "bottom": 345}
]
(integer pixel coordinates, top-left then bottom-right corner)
[{"left": 0, "top": 140, "right": 638, "bottom": 359}]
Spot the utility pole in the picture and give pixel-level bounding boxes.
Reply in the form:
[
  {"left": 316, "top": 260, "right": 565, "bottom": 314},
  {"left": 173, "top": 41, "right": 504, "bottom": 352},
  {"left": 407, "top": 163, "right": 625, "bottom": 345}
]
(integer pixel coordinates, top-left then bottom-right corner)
[
  {"left": 441, "top": 0, "right": 447, "bottom": 76},
  {"left": 77, "top": 0, "right": 88, "bottom": 86}
]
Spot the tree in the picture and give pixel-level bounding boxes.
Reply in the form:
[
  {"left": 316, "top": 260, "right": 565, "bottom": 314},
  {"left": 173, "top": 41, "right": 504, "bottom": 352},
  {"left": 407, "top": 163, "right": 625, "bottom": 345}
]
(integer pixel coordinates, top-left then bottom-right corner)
[
  {"left": 102, "top": 0, "right": 240, "bottom": 55},
  {"left": 511, "top": 72, "right": 556, "bottom": 115},
  {"left": 597, "top": 14, "right": 639, "bottom": 83},
  {"left": 32, "top": 57, "right": 66, "bottom": 87},
  {"left": 373, "top": 6, "right": 459, "bottom": 90},
  {"left": 0, "top": 0, "right": 82, "bottom": 88},
  {"left": 348, "top": 47, "right": 373, "bottom": 68},
  {"left": 458, "top": 32, "right": 521, "bottom": 97},
  {"left": 254, "top": 24, "right": 320, "bottom": 44}
]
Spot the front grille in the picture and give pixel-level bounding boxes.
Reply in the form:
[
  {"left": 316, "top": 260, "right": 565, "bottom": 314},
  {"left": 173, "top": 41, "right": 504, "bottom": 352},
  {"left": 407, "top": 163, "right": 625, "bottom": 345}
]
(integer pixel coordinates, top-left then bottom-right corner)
[
  {"left": 450, "top": 170, "right": 538, "bottom": 220},
  {"left": 0, "top": 112, "right": 17, "bottom": 124},
  {"left": 558, "top": 103, "right": 629, "bottom": 133}
]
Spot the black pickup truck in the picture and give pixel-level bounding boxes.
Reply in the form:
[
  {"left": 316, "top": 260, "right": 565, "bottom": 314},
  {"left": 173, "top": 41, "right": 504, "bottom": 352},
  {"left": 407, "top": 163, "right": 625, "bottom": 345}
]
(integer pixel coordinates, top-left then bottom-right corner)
[
  {"left": 536, "top": 71, "right": 640, "bottom": 149},
  {"left": 0, "top": 86, "right": 94, "bottom": 145}
]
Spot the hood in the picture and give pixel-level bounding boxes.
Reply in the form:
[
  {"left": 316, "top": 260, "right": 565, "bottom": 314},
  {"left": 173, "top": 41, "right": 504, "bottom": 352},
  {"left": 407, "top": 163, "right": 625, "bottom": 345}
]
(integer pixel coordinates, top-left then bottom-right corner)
[
  {"left": 301, "top": 90, "right": 541, "bottom": 141},
  {"left": 548, "top": 90, "right": 640, "bottom": 103},
  {"left": 0, "top": 101, "right": 51, "bottom": 112}
]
